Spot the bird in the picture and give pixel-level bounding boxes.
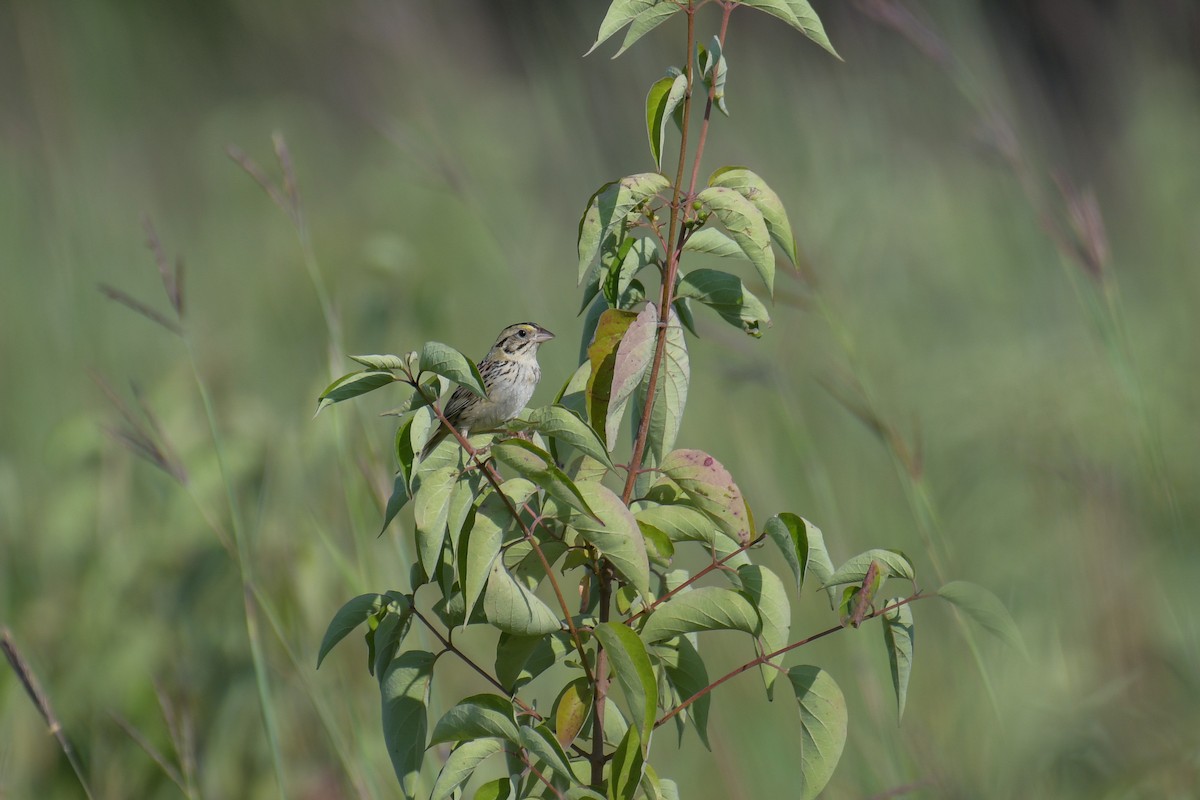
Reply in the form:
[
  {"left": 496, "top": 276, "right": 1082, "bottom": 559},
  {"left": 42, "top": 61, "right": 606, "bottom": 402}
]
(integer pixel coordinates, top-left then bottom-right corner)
[{"left": 420, "top": 322, "right": 555, "bottom": 459}]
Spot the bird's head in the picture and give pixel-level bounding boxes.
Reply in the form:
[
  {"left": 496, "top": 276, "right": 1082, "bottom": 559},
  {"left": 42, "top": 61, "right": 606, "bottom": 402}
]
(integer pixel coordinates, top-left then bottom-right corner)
[{"left": 492, "top": 322, "right": 555, "bottom": 359}]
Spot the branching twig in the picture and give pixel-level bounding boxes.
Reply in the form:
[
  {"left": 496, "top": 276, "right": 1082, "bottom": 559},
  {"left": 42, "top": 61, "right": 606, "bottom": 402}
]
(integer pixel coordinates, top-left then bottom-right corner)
[{"left": 656, "top": 593, "right": 926, "bottom": 728}]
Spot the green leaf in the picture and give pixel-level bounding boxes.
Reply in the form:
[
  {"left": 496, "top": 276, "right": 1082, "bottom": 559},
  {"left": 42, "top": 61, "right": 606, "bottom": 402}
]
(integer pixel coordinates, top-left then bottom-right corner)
[
  {"left": 412, "top": 464, "right": 459, "bottom": 575},
  {"left": 432, "top": 585, "right": 488, "bottom": 630},
  {"left": 579, "top": 174, "right": 670, "bottom": 279},
  {"left": 697, "top": 36, "right": 728, "bottom": 116},
  {"left": 604, "top": 303, "right": 657, "bottom": 449},
  {"left": 484, "top": 560, "right": 562, "bottom": 636},
  {"left": 787, "top": 666, "right": 848, "bottom": 800},
  {"left": 614, "top": 4, "right": 681, "bottom": 58},
  {"left": 641, "top": 523, "right": 674, "bottom": 566},
  {"left": 316, "top": 370, "right": 398, "bottom": 414},
  {"left": 430, "top": 693, "right": 520, "bottom": 746},
  {"left": 602, "top": 697, "right": 629, "bottom": 748},
  {"left": 594, "top": 622, "right": 657, "bottom": 751},
  {"left": 518, "top": 723, "right": 575, "bottom": 785},
  {"left": 825, "top": 549, "right": 915, "bottom": 587},
  {"left": 460, "top": 491, "right": 511, "bottom": 624},
  {"left": 803, "top": 521, "right": 838, "bottom": 608},
  {"left": 495, "top": 632, "right": 572, "bottom": 692},
  {"left": 380, "top": 471, "right": 410, "bottom": 534},
  {"left": 579, "top": 255, "right": 605, "bottom": 313},
  {"left": 658, "top": 636, "right": 711, "bottom": 749},
  {"left": 348, "top": 353, "right": 407, "bottom": 371},
  {"left": 635, "top": 504, "right": 718, "bottom": 548},
  {"left": 419, "top": 341, "right": 487, "bottom": 397},
  {"left": 747, "top": 0, "right": 840, "bottom": 58},
  {"left": 567, "top": 790, "right": 607, "bottom": 800},
  {"left": 570, "top": 482, "right": 651, "bottom": 595},
  {"left": 603, "top": 238, "right": 659, "bottom": 310},
  {"left": 764, "top": 512, "right": 810, "bottom": 592},
  {"left": 503, "top": 535, "right": 567, "bottom": 582},
  {"left": 395, "top": 413, "right": 418, "bottom": 484},
  {"left": 646, "top": 72, "right": 689, "bottom": 171},
  {"left": 492, "top": 439, "right": 596, "bottom": 520},
  {"left": 608, "top": 725, "right": 644, "bottom": 800},
  {"left": 631, "top": 309, "right": 689, "bottom": 489},
  {"left": 737, "top": 564, "right": 791, "bottom": 699},
  {"left": 447, "top": 469, "right": 483, "bottom": 553},
  {"left": 938, "top": 581, "right": 1028, "bottom": 658},
  {"left": 659, "top": 449, "right": 752, "bottom": 545},
  {"left": 881, "top": 599, "right": 914, "bottom": 722},
  {"left": 371, "top": 600, "right": 415, "bottom": 678},
  {"left": 430, "top": 738, "right": 506, "bottom": 800},
  {"left": 676, "top": 268, "right": 770, "bottom": 337},
  {"left": 709, "top": 166, "right": 797, "bottom": 266},
  {"left": 588, "top": 0, "right": 671, "bottom": 55},
  {"left": 474, "top": 777, "right": 512, "bottom": 800},
  {"left": 645, "top": 75, "right": 673, "bottom": 171},
  {"left": 578, "top": 183, "right": 614, "bottom": 283},
  {"left": 681, "top": 227, "right": 743, "bottom": 259},
  {"left": 674, "top": 296, "right": 697, "bottom": 337},
  {"left": 641, "top": 587, "right": 760, "bottom": 645},
  {"left": 695, "top": 186, "right": 774, "bottom": 295},
  {"left": 523, "top": 405, "right": 614, "bottom": 468},
  {"left": 380, "top": 649, "right": 436, "bottom": 798},
  {"left": 317, "top": 593, "right": 386, "bottom": 668},
  {"left": 552, "top": 677, "right": 593, "bottom": 750},
  {"left": 587, "top": 308, "right": 639, "bottom": 440}
]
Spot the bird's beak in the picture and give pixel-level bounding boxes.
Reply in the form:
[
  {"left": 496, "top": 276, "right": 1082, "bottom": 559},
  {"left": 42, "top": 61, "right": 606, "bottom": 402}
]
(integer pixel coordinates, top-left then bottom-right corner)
[{"left": 532, "top": 327, "right": 555, "bottom": 343}]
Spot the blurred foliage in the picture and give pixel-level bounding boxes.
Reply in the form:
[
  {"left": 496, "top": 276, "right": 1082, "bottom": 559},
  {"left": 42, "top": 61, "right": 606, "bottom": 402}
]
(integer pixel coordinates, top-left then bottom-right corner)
[{"left": 2, "top": 0, "right": 1199, "bottom": 797}]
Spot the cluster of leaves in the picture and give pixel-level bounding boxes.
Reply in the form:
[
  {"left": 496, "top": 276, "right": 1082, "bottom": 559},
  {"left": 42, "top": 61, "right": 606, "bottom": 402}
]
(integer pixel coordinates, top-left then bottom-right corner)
[{"left": 313, "top": 2, "right": 1024, "bottom": 799}]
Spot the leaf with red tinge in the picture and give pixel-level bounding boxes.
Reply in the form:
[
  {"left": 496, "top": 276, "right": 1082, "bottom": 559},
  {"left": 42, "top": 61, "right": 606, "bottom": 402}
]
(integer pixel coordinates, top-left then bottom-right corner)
[
  {"left": 605, "top": 303, "right": 657, "bottom": 448},
  {"left": 660, "top": 449, "right": 752, "bottom": 545},
  {"left": 587, "top": 309, "right": 639, "bottom": 440}
]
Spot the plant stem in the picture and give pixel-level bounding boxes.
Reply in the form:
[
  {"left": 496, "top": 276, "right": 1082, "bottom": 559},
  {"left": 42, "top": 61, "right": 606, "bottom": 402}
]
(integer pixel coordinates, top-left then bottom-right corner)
[
  {"left": 2, "top": 629, "right": 96, "bottom": 800},
  {"left": 589, "top": 560, "right": 615, "bottom": 786},
  {"left": 656, "top": 593, "right": 926, "bottom": 728},
  {"left": 621, "top": 2, "right": 730, "bottom": 507}
]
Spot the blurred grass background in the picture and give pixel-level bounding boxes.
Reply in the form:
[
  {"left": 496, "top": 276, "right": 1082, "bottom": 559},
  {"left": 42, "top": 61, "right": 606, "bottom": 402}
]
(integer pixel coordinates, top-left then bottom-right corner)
[{"left": 2, "top": 0, "right": 1199, "bottom": 797}]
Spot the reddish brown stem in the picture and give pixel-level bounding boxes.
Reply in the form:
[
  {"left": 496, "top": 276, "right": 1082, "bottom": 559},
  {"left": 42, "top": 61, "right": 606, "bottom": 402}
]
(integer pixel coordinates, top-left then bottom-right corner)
[
  {"left": 656, "top": 593, "right": 926, "bottom": 728},
  {"left": 621, "top": 2, "right": 732, "bottom": 507}
]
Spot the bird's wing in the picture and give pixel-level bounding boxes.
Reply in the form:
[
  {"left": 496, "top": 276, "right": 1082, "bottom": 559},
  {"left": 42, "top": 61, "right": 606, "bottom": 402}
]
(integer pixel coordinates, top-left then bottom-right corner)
[{"left": 441, "top": 383, "right": 476, "bottom": 422}]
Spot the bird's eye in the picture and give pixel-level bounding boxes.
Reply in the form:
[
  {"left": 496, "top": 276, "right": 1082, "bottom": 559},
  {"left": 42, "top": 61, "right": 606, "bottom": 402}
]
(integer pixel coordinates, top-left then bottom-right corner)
[{"left": 516, "top": 329, "right": 528, "bottom": 338}]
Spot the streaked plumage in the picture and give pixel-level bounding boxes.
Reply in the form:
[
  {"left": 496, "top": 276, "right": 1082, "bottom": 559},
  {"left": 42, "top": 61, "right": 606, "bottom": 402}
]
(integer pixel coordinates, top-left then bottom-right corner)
[{"left": 420, "top": 322, "right": 555, "bottom": 459}]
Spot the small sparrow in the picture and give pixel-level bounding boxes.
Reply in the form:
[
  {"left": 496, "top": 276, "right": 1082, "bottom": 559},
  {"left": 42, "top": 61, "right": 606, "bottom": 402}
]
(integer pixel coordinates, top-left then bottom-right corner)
[{"left": 421, "top": 322, "right": 555, "bottom": 458}]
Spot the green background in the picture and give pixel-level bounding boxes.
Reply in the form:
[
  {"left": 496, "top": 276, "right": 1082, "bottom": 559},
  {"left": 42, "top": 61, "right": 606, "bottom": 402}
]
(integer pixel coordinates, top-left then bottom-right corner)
[{"left": 2, "top": 1, "right": 1198, "bottom": 797}]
